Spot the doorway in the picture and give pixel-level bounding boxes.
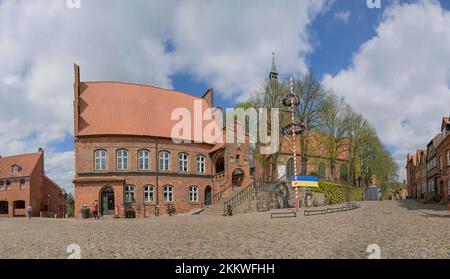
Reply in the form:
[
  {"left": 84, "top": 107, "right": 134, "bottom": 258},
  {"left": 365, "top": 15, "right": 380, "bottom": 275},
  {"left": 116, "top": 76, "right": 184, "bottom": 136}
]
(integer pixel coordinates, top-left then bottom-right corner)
[
  {"left": 0, "top": 201, "right": 8, "bottom": 215},
  {"left": 204, "top": 186, "right": 212, "bottom": 206},
  {"left": 101, "top": 187, "right": 115, "bottom": 215}
]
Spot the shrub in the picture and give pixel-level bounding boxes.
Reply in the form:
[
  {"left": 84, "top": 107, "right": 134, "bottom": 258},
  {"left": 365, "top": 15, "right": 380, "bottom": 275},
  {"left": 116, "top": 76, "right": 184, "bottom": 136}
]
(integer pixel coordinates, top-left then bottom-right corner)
[{"left": 311, "top": 181, "right": 363, "bottom": 205}]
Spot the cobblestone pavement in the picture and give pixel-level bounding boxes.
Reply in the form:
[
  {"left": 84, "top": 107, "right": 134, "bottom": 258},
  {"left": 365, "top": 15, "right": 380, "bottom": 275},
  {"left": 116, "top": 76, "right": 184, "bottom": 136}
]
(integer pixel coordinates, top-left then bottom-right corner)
[{"left": 0, "top": 200, "right": 448, "bottom": 259}]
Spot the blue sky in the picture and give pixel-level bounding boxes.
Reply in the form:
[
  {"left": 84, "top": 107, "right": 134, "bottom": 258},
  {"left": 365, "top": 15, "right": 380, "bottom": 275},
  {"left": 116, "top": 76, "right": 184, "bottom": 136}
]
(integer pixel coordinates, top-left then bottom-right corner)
[{"left": 2, "top": 0, "right": 450, "bottom": 191}]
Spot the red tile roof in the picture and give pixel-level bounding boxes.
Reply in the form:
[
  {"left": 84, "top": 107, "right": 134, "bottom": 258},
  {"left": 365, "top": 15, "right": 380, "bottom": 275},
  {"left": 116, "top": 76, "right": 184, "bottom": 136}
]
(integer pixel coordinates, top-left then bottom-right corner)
[
  {"left": 0, "top": 152, "right": 42, "bottom": 179},
  {"left": 77, "top": 82, "right": 219, "bottom": 144}
]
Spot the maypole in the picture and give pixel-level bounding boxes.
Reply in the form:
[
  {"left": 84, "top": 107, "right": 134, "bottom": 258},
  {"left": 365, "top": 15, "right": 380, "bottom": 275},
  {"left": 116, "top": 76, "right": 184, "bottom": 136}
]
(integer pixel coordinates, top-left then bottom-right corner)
[{"left": 281, "top": 77, "right": 305, "bottom": 212}]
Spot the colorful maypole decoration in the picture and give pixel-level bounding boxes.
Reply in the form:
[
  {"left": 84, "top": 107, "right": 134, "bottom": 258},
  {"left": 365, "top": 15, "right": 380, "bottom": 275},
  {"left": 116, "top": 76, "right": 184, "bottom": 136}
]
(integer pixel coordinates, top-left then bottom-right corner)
[{"left": 280, "top": 77, "right": 306, "bottom": 211}]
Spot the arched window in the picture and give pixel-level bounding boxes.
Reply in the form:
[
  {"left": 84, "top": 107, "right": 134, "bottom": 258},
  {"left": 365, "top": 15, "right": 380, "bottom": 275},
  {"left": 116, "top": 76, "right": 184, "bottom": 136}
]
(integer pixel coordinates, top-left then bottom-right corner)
[
  {"left": 94, "top": 150, "right": 107, "bottom": 171},
  {"left": 196, "top": 155, "right": 206, "bottom": 173},
  {"left": 189, "top": 186, "right": 198, "bottom": 203},
  {"left": 164, "top": 185, "right": 173, "bottom": 203},
  {"left": 144, "top": 185, "right": 155, "bottom": 203},
  {"left": 319, "top": 162, "right": 326, "bottom": 179},
  {"left": 11, "top": 164, "right": 22, "bottom": 173},
  {"left": 178, "top": 153, "right": 189, "bottom": 172},
  {"left": 116, "top": 149, "right": 128, "bottom": 171},
  {"left": 124, "top": 185, "right": 135, "bottom": 203},
  {"left": 286, "top": 158, "right": 294, "bottom": 181},
  {"left": 138, "top": 150, "right": 150, "bottom": 171},
  {"left": 159, "top": 151, "right": 170, "bottom": 171}
]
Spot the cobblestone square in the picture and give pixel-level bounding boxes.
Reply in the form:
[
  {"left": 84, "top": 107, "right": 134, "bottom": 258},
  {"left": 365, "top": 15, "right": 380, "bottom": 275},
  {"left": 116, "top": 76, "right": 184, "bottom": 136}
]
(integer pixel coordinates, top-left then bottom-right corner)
[{"left": 0, "top": 200, "right": 448, "bottom": 259}]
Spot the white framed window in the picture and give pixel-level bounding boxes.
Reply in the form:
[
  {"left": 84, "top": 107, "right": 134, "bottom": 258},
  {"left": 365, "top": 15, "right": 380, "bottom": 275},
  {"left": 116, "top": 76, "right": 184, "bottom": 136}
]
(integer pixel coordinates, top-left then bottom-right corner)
[
  {"left": 189, "top": 186, "right": 198, "bottom": 203},
  {"left": 94, "top": 150, "right": 107, "bottom": 171},
  {"left": 0, "top": 181, "right": 4, "bottom": 191},
  {"left": 138, "top": 150, "right": 150, "bottom": 171},
  {"left": 144, "top": 185, "right": 155, "bottom": 203},
  {"left": 159, "top": 151, "right": 170, "bottom": 171},
  {"left": 124, "top": 185, "right": 135, "bottom": 202},
  {"left": 19, "top": 179, "right": 25, "bottom": 190},
  {"left": 196, "top": 155, "right": 206, "bottom": 173},
  {"left": 11, "top": 164, "right": 22, "bottom": 173},
  {"left": 117, "top": 149, "right": 128, "bottom": 171},
  {"left": 164, "top": 185, "right": 173, "bottom": 203},
  {"left": 178, "top": 153, "right": 189, "bottom": 172},
  {"left": 6, "top": 180, "right": 11, "bottom": 190}
]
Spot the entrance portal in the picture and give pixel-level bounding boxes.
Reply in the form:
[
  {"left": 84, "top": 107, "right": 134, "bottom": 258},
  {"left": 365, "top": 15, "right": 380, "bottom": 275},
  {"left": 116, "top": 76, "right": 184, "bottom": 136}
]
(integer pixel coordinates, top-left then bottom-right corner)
[
  {"left": 101, "top": 187, "right": 115, "bottom": 215},
  {"left": 205, "top": 186, "right": 212, "bottom": 206},
  {"left": 232, "top": 168, "right": 245, "bottom": 188}
]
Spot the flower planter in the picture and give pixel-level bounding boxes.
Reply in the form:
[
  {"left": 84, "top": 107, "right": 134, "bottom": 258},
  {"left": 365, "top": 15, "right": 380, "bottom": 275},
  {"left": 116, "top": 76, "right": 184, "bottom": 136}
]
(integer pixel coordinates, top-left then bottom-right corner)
[{"left": 80, "top": 207, "right": 90, "bottom": 218}]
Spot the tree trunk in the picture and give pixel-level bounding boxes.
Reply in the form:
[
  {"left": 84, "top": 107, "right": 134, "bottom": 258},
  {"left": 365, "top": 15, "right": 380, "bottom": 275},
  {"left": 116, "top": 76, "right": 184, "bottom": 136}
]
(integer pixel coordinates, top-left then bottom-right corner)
[{"left": 300, "top": 134, "right": 308, "bottom": 175}]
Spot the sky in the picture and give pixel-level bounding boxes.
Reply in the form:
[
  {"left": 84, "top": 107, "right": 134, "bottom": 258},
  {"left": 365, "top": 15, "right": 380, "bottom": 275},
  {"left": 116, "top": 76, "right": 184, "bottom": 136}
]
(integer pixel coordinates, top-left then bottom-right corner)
[{"left": 1, "top": 0, "right": 450, "bottom": 192}]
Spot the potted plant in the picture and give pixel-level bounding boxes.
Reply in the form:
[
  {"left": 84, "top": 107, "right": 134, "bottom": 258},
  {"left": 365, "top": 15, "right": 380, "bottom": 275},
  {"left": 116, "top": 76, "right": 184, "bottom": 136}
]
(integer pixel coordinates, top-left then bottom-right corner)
[{"left": 80, "top": 205, "right": 90, "bottom": 218}]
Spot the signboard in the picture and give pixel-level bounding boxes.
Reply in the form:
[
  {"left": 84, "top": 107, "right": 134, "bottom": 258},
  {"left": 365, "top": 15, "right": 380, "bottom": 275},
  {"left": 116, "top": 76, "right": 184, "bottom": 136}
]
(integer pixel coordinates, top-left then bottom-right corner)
[
  {"left": 277, "top": 165, "right": 286, "bottom": 180},
  {"left": 291, "top": 176, "right": 319, "bottom": 188}
]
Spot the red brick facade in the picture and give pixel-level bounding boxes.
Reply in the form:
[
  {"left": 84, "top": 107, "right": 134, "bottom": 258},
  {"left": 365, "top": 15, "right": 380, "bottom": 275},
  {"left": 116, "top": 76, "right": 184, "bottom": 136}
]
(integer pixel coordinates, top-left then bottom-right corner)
[
  {"left": 0, "top": 150, "right": 67, "bottom": 217},
  {"left": 73, "top": 64, "right": 251, "bottom": 218},
  {"left": 407, "top": 117, "right": 450, "bottom": 203}
]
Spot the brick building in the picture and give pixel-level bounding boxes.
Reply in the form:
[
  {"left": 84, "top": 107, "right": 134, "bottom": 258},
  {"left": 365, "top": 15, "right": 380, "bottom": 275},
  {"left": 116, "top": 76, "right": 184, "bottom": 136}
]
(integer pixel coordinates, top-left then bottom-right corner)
[
  {"left": 72, "top": 64, "right": 251, "bottom": 218},
  {"left": 0, "top": 149, "right": 67, "bottom": 217},
  {"left": 406, "top": 116, "right": 450, "bottom": 203}
]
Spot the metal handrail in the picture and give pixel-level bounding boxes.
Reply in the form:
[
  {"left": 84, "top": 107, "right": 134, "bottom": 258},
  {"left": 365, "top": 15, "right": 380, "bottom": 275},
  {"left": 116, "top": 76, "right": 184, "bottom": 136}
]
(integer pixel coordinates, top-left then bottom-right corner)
[
  {"left": 223, "top": 180, "right": 275, "bottom": 216},
  {"left": 200, "top": 183, "right": 234, "bottom": 210}
]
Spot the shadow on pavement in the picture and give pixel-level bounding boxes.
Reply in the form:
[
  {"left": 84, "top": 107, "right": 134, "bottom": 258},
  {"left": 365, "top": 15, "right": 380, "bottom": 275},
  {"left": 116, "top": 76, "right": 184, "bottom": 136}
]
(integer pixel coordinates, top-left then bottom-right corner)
[{"left": 397, "top": 199, "right": 450, "bottom": 218}]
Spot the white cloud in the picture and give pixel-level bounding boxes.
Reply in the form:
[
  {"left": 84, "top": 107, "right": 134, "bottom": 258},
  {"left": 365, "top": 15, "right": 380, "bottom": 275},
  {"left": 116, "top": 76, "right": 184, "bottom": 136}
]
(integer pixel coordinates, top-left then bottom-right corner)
[
  {"left": 334, "top": 10, "right": 351, "bottom": 23},
  {"left": 0, "top": 0, "right": 331, "bottom": 192},
  {"left": 323, "top": 1, "right": 450, "bottom": 181}
]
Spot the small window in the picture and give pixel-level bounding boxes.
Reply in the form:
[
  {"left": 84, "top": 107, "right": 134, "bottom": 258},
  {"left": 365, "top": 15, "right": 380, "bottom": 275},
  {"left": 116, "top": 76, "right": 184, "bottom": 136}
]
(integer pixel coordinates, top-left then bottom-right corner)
[
  {"left": 19, "top": 179, "right": 25, "bottom": 190},
  {"left": 164, "top": 185, "right": 173, "bottom": 203},
  {"left": 447, "top": 150, "right": 450, "bottom": 166},
  {"left": 94, "top": 150, "right": 107, "bottom": 171},
  {"left": 0, "top": 181, "right": 4, "bottom": 191},
  {"left": 124, "top": 185, "right": 135, "bottom": 202},
  {"left": 159, "top": 151, "right": 170, "bottom": 171},
  {"left": 138, "top": 150, "right": 150, "bottom": 171},
  {"left": 11, "top": 165, "right": 22, "bottom": 173},
  {"left": 117, "top": 149, "right": 129, "bottom": 171},
  {"left": 6, "top": 180, "right": 11, "bottom": 190},
  {"left": 189, "top": 186, "right": 198, "bottom": 203},
  {"left": 144, "top": 185, "right": 155, "bottom": 203},
  {"left": 178, "top": 153, "right": 189, "bottom": 172},
  {"left": 197, "top": 155, "right": 206, "bottom": 173}
]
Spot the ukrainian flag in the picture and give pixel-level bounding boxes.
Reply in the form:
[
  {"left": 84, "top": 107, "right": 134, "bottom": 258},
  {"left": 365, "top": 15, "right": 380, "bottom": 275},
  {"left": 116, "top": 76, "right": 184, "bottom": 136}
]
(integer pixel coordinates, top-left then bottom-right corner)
[{"left": 291, "top": 176, "right": 319, "bottom": 188}]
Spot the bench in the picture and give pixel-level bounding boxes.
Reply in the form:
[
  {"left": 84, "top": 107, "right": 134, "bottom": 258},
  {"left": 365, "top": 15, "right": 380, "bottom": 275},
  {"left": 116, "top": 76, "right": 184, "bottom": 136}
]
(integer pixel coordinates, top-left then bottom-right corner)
[
  {"left": 304, "top": 209, "right": 327, "bottom": 216},
  {"left": 326, "top": 207, "right": 343, "bottom": 213},
  {"left": 271, "top": 211, "right": 297, "bottom": 218}
]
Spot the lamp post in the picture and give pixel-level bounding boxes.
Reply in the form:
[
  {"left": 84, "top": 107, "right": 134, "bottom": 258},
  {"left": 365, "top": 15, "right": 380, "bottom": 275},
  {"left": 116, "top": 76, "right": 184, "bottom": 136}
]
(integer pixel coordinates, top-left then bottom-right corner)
[{"left": 281, "top": 77, "right": 306, "bottom": 212}]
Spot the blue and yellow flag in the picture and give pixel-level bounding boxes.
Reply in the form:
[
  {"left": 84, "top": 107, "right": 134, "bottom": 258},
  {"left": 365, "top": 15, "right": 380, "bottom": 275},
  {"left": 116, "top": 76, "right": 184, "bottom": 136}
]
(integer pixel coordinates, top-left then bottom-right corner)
[{"left": 291, "top": 176, "right": 319, "bottom": 188}]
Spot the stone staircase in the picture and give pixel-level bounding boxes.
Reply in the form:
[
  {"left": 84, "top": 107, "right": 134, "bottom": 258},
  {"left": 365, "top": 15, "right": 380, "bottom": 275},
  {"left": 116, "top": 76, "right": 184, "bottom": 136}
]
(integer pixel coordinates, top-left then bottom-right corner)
[{"left": 202, "top": 187, "right": 243, "bottom": 216}]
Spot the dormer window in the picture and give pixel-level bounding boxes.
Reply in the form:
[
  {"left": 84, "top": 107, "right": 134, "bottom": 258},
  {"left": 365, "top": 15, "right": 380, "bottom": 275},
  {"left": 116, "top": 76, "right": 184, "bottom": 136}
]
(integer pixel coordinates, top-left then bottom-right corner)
[{"left": 11, "top": 164, "right": 22, "bottom": 173}]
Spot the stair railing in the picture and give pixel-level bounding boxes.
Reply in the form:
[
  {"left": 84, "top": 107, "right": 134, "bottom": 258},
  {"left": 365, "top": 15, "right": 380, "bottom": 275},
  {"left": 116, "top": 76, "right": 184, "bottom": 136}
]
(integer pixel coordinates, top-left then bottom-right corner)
[
  {"left": 200, "top": 183, "right": 234, "bottom": 210},
  {"left": 223, "top": 180, "right": 276, "bottom": 216}
]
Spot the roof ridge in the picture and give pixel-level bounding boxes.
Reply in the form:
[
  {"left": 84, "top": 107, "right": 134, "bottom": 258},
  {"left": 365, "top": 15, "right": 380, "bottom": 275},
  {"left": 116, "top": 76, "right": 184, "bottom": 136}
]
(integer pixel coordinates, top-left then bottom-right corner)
[
  {"left": 82, "top": 81, "right": 205, "bottom": 100},
  {"left": 0, "top": 152, "right": 41, "bottom": 160}
]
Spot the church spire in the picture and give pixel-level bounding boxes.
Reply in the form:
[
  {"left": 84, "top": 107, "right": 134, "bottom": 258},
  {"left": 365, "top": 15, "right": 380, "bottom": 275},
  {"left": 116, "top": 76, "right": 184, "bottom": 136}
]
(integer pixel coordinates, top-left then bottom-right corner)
[{"left": 269, "top": 49, "right": 278, "bottom": 81}]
